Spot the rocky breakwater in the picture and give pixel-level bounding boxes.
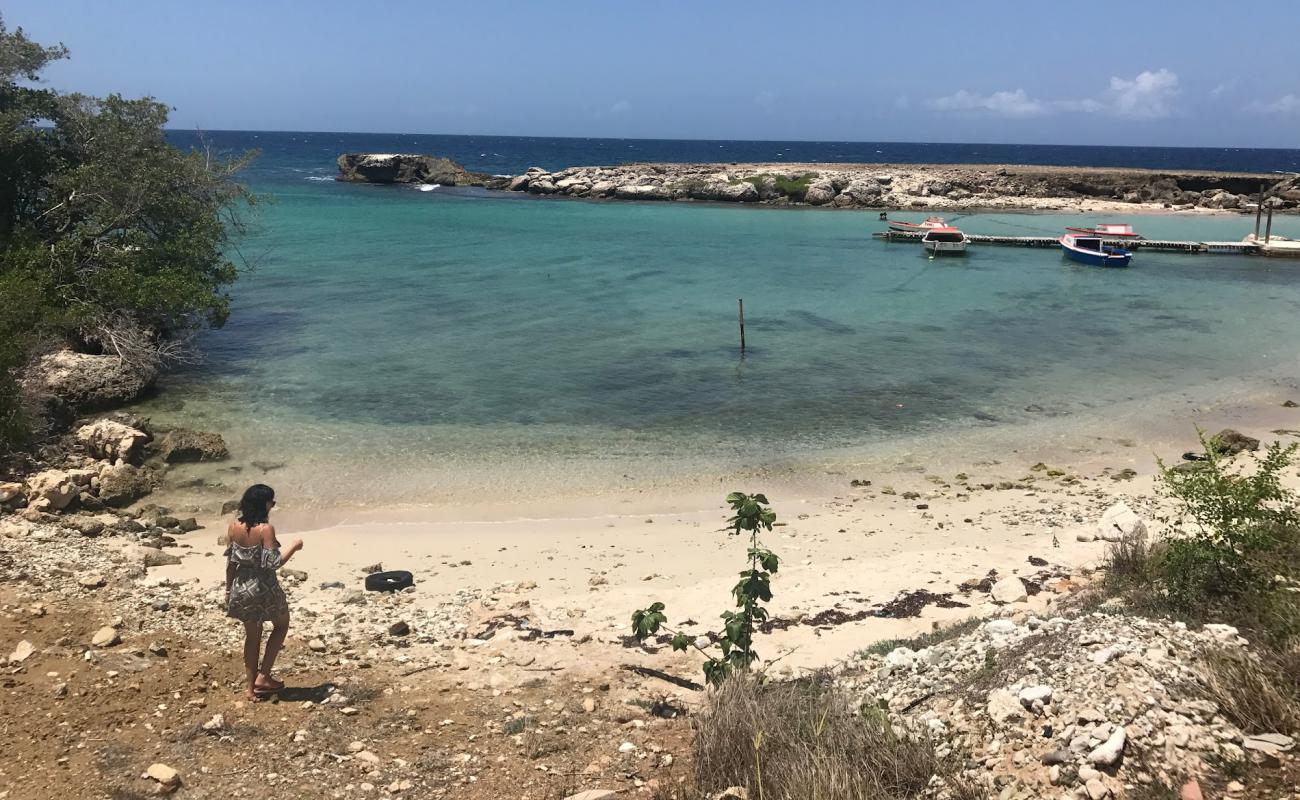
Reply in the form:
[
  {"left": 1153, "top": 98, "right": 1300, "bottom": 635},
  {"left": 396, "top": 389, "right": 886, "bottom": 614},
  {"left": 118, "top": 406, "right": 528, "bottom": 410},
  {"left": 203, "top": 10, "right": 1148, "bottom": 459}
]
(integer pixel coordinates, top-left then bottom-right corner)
[
  {"left": 852, "top": 612, "right": 1295, "bottom": 799},
  {"left": 503, "top": 162, "right": 1300, "bottom": 213},
  {"left": 336, "top": 153, "right": 509, "bottom": 188}
]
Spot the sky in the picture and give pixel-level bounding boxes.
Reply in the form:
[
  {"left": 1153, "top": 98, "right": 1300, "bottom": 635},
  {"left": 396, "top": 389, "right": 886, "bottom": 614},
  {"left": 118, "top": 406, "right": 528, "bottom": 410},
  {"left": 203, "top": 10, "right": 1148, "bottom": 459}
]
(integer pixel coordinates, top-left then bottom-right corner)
[{"left": 8, "top": 0, "right": 1300, "bottom": 148}]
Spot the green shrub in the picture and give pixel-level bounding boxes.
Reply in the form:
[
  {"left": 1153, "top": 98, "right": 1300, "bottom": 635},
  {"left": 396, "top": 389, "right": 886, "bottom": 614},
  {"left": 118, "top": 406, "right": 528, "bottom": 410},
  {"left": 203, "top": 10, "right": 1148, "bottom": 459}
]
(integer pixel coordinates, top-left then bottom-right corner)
[
  {"left": 1155, "top": 430, "right": 1299, "bottom": 614},
  {"left": 1106, "top": 429, "right": 1300, "bottom": 645},
  {"left": 729, "top": 172, "right": 818, "bottom": 200},
  {"left": 693, "top": 674, "right": 943, "bottom": 800}
]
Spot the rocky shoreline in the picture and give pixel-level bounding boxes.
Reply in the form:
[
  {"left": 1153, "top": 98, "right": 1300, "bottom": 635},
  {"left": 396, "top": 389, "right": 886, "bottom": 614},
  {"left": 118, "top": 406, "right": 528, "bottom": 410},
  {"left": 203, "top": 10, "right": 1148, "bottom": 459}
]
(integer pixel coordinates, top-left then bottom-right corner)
[{"left": 338, "top": 153, "right": 1300, "bottom": 214}]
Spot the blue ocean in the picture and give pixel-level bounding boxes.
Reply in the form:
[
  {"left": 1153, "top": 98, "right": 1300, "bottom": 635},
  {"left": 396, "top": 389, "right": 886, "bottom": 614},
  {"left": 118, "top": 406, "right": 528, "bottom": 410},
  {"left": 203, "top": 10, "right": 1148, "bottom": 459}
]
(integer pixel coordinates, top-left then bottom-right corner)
[{"left": 145, "top": 132, "right": 1300, "bottom": 508}]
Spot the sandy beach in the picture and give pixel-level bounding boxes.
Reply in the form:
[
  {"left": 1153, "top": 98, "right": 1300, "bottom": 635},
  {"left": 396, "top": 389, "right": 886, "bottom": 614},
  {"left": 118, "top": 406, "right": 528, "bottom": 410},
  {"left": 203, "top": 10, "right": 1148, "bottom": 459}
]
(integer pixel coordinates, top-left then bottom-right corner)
[{"left": 150, "top": 372, "right": 1300, "bottom": 678}]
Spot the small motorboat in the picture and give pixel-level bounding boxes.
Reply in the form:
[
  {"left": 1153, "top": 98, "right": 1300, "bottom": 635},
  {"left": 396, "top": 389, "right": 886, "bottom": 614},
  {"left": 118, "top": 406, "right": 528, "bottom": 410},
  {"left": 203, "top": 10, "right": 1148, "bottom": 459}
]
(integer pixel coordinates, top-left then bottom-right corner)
[
  {"left": 921, "top": 226, "right": 969, "bottom": 256},
  {"left": 1065, "top": 222, "right": 1141, "bottom": 239},
  {"left": 1060, "top": 233, "right": 1132, "bottom": 267},
  {"left": 888, "top": 215, "right": 947, "bottom": 233}
]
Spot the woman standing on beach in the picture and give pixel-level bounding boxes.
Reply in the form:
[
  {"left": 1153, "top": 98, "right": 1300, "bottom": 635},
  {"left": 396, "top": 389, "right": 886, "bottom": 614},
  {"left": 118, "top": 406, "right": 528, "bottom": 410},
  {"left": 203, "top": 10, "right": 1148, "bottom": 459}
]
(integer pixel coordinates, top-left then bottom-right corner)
[{"left": 224, "top": 484, "right": 303, "bottom": 699}]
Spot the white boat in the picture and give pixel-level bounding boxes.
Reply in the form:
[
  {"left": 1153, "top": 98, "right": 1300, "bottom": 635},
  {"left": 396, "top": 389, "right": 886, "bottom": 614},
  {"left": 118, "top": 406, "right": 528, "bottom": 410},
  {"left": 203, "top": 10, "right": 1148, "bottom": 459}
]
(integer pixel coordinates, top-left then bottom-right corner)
[
  {"left": 920, "top": 226, "right": 969, "bottom": 255},
  {"left": 887, "top": 215, "right": 947, "bottom": 233}
]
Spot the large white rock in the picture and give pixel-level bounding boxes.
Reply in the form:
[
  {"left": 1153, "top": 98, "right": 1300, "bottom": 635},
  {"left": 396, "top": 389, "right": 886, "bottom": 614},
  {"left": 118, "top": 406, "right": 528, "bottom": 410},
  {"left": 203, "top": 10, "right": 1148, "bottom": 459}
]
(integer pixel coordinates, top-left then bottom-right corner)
[
  {"left": 24, "top": 469, "right": 77, "bottom": 511},
  {"left": 8, "top": 640, "right": 35, "bottom": 664},
  {"left": 804, "top": 179, "right": 837, "bottom": 205},
  {"left": 0, "top": 481, "right": 24, "bottom": 505},
  {"left": 987, "top": 688, "right": 1024, "bottom": 724},
  {"left": 91, "top": 626, "right": 120, "bottom": 647},
  {"left": 1088, "top": 725, "right": 1127, "bottom": 766},
  {"left": 1097, "top": 501, "right": 1147, "bottom": 543},
  {"left": 885, "top": 647, "right": 917, "bottom": 670},
  {"left": 1018, "top": 685, "right": 1054, "bottom": 708},
  {"left": 146, "top": 763, "right": 181, "bottom": 787},
  {"left": 990, "top": 577, "right": 1028, "bottom": 604},
  {"left": 984, "top": 619, "right": 1019, "bottom": 637},
  {"left": 76, "top": 419, "right": 149, "bottom": 463}
]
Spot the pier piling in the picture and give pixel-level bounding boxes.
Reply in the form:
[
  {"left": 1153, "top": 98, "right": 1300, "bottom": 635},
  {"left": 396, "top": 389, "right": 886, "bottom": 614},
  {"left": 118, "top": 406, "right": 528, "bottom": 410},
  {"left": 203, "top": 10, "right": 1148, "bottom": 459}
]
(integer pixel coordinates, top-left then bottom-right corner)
[{"left": 738, "top": 298, "right": 746, "bottom": 353}]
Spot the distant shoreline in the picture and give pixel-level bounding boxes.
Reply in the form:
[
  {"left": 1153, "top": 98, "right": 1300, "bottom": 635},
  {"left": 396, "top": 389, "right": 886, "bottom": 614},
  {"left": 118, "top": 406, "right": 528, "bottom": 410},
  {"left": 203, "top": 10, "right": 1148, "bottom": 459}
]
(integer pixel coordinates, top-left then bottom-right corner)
[
  {"left": 335, "top": 152, "right": 1299, "bottom": 215},
  {"left": 493, "top": 160, "right": 1299, "bottom": 214}
]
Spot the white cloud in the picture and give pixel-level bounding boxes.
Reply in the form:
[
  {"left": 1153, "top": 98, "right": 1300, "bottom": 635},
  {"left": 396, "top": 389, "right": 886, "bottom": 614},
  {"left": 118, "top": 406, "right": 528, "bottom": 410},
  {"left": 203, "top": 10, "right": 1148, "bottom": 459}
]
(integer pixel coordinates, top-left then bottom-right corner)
[
  {"left": 1210, "top": 79, "right": 1237, "bottom": 98},
  {"left": 926, "top": 88, "right": 1047, "bottom": 117},
  {"left": 1246, "top": 94, "right": 1300, "bottom": 114},
  {"left": 1103, "top": 69, "right": 1179, "bottom": 119},
  {"left": 925, "top": 69, "right": 1181, "bottom": 120}
]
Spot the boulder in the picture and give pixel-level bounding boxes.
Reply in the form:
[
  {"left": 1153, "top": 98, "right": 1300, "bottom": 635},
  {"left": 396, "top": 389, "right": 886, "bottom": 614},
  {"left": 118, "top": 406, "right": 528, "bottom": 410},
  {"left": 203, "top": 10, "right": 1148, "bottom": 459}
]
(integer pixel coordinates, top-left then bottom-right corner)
[
  {"left": 76, "top": 419, "right": 150, "bottom": 463},
  {"left": 987, "top": 688, "right": 1024, "bottom": 724},
  {"left": 97, "top": 463, "right": 152, "bottom": 507},
  {"left": 8, "top": 640, "right": 35, "bottom": 664},
  {"left": 990, "top": 577, "right": 1028, "bottom": 604},
  {"left": 1211, "top": 429, "right": 1259, "bottom": 456},
  {"left": 613, "top": 184, "right": 671, "bottom": 200},
  {"left": 1018, "top": 685, "right": 1053, "bottom": 708},
  {"left": 25, "top": 469, "right": 78, "bottom": 512},
  {"left": 23, "top": 350, "right": 157, "bottom": 413},
  {"left": 146, "top": 763, "right": 181, "bottom": 790},
  {"left": 1088, "top": 725, "right": 1127, "bottom": 766},
  {"left": 0, "top": 481, "right": 25, "bottom": 507},
  {"left": 803, "top": 179, "right": 837, "bottom": 206},
  {"left": 1096, "top": 501, "right": 1147, "bottom": 543},
  {"left": 158, "top": 429, "right": 229, "bottom": 463},
  {"left": 91, "top": 626, "right": 121, "bottom": 647},
  {"left": 713, "top": 181, "right": 759, "bottom": 202},
  {"left": 62, "top": 516, "right": 106, "bottom": 537},
  {"left": 141, "top": 548, "right": 182, "bottom": 568},
  {"left": 336, "top": 153, "right": 500, "bottom": 187}
]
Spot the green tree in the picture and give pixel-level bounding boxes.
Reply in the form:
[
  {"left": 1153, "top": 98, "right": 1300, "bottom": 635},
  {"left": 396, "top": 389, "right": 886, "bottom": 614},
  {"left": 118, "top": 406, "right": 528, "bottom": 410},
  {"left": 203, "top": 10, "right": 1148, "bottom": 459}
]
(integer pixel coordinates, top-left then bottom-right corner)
[
  {"left": 0, "top": 15, "right": 254, "bottom": 454},
  {"left": 633, "top": 492, "right": 780, "bottom": 686}
]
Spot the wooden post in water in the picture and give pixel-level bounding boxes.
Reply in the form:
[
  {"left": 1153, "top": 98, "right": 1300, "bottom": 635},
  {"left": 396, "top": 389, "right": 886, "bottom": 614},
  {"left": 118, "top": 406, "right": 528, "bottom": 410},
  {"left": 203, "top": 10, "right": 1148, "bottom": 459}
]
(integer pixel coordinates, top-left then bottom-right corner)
[
  {"left": 1265, "top": 204, "right": 1275, "bottom": 244},
  {"left": 1255, "top": 184, "right": 1265, "bottom": 238},
  {"left": 738, "top": 298, "right": 746, "bottom": 353}
]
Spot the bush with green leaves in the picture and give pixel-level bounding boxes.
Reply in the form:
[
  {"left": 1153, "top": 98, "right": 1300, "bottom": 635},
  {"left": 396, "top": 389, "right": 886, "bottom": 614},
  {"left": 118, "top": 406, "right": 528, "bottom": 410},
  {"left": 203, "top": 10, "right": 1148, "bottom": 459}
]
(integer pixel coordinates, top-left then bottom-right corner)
[
  {"left": 1156, "top": 429, "right": 1299, "bottom": 608},
  {"left": 632, "top": 492, "right": 779, "bottom": 686},
  {"left": 1106, "top": 429, "right": 1300, "bottom": 643},
  {"left": 0, "top": 16, "right": 254, "bottom": 455}
]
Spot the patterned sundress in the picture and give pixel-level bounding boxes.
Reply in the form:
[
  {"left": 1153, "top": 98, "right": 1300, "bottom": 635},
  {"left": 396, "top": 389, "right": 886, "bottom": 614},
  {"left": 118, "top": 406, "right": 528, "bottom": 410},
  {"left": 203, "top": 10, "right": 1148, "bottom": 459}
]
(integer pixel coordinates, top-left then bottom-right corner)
[{"left": 225, "top": 541, "right": 290, "bottom": 622}]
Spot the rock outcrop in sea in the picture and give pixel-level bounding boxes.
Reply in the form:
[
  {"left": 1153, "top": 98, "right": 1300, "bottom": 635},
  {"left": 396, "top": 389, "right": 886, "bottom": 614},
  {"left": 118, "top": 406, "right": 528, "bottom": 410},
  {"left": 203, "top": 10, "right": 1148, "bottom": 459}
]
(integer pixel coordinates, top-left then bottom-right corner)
[
  {"left": 335, "top": 153, "right": 508, "bottom": 188},
  {"left": 500, "top": 162, "right": 1300, "bottom": 213}
]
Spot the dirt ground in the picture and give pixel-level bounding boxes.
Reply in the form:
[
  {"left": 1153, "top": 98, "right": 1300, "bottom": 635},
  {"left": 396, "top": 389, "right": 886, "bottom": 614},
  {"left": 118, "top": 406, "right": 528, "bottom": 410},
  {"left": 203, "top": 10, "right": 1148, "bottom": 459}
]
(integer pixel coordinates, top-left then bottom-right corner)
[{"left": 0, "top": 585, "right": 694, "bottom": 800}]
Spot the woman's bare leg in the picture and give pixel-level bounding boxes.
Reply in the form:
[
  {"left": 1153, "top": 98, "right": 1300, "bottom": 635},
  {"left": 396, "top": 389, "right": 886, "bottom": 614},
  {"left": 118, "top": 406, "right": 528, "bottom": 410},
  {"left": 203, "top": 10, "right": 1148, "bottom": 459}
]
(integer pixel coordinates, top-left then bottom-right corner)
[
  {"left": 242, "top": 621, "right": 262, "bottom": 698},
  {"left": 258, "top": 612, "right": 290, "bottom": 686}
]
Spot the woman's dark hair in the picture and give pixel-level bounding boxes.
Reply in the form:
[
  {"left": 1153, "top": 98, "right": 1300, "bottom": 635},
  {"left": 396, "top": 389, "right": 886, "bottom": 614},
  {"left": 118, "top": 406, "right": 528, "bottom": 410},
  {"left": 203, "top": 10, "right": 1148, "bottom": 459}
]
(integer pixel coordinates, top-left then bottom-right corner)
[{"left": 237, "top": 484, "right": 275, "bottom": 528}]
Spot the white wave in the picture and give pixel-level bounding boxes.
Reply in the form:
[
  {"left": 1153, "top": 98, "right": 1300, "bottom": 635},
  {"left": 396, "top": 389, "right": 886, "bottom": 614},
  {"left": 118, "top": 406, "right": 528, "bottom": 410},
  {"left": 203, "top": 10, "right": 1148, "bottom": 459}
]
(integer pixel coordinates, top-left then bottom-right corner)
[
  {"left": 304, "top": 176, "right": 335, "bottom": 182},
  {"left": 418, "top": 184, "right": 440, "bottom": 192}
]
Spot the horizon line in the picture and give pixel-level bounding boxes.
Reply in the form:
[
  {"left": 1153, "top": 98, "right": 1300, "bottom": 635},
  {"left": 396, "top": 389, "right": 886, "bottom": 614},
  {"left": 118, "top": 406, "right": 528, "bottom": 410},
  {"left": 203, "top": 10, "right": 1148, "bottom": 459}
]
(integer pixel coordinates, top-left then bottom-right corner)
[{"left": 160, "top": 128, "right": 1300, "bottom": 154}]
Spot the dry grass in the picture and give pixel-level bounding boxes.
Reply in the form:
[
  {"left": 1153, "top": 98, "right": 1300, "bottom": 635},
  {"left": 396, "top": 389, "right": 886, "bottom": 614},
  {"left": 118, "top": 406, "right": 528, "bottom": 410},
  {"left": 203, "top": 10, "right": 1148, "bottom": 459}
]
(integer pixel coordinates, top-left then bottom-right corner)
[
  {"left": 691, "top": 673, "right": 944, "bottom": 800},
  {"left": 1199, "top": 646, "right": 1300, "bottom": 735}
]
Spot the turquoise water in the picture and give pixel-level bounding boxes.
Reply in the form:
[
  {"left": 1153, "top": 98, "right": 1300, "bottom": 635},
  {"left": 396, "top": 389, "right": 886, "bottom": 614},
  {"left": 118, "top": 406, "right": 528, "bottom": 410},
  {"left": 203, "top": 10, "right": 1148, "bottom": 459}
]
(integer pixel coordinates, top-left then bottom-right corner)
[{"left": 145, "top": 179, "right": 1300, "bottom": 505}]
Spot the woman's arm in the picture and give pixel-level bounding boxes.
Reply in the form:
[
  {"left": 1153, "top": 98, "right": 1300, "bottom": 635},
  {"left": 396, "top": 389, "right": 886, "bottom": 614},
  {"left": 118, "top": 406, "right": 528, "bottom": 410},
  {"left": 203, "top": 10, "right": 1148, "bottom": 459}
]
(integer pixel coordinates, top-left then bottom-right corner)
[{"left": 263, "top": 524, "right": 303, "bottom": 566}]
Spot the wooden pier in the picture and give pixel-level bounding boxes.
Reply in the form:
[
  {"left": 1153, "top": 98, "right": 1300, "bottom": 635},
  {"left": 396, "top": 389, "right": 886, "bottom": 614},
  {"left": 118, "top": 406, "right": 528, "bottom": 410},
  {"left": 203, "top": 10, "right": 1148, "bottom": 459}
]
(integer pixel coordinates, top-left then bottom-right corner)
[{"left": 873, "top": 230, "right": 1262, "bottom": 255}]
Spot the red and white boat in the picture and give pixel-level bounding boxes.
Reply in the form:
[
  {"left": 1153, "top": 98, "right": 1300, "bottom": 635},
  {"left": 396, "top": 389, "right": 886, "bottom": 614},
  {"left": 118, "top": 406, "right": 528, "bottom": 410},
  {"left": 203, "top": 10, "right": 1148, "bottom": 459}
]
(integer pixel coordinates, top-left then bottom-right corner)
[
  {"left": 1064, "top": 222, "right": 1141, "bottom": 239},
  {"left": 887, "top": 215, "right": 947, "bottom": 233}
]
